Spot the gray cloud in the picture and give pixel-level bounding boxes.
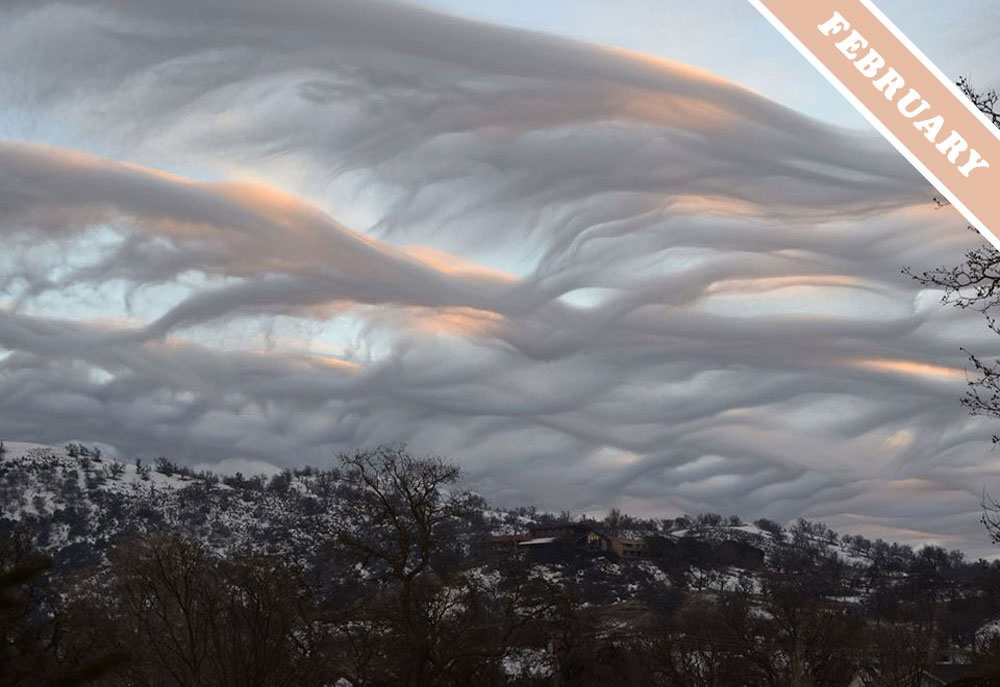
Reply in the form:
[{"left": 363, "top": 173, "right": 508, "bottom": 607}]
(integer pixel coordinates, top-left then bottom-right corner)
[{"left": 0, "top": 0, "right": 997, "bottom": 555}]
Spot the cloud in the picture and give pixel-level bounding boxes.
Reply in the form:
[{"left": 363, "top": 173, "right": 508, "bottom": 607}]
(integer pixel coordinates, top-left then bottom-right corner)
[{"left": 0, "top": 0, "right": 997, "bottom": 554}]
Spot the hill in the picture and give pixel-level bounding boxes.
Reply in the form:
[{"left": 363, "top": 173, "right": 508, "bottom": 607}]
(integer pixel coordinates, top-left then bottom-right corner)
[{"left": 3, "top": 442, "right": 1000, "bottom": 686}]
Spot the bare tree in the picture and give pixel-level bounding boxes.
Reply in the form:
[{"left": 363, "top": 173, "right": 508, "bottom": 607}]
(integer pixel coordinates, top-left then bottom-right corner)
[
  {"left": 605, "top": 508, "right": 624, "bottom": 538},
  {"left": 864, "top": 620, "right": 940, "bottom": 687},
  {"left": 328, "top": 446, "right": 479, "bottom": 687},
  {"left": 0, "top": 527, "right": 126, "bottom": 686},
  {"left": 907, "top": 77, "right": 1000, "bottom": 544},
  {"left": 982, "top": 491, "right": 1000, "bottom": 548},
  {"left": 0, "top": 528, "right": 59, "bottom": 686},
  {"left": 642, "top": 594, "right": 759, "bottom": 687},
  {"left": 103, "top": 533, "right": 323, "bottom": 687}
]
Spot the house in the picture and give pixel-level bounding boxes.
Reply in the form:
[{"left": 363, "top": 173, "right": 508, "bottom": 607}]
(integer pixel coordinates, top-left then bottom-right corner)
[
  {"left": 488, "top": 523, "right": 648, "bottom": 562},
  {"left": 487, "top": 534, "right": 533, "bottom": 550},
  {"left": 612, "top": 536, "right": 648, "bottom": 559}
]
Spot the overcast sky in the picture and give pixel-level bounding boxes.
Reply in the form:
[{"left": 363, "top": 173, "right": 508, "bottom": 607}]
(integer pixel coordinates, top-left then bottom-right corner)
[{"left": 2, "top": 0, "right": 1000, "bottom": 555}]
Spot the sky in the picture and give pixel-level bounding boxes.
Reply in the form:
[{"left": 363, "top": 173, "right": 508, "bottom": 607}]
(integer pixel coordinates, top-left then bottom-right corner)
[
  {"left": 2, "top": 0, "right": 1000, "bottom": 555},
  {"left": 414, "top": 0, "right": 1000, "bottom": 128}
]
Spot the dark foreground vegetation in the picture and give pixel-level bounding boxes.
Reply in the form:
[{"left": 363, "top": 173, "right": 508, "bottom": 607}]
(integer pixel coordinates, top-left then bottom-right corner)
[{"left": 3, "top": 445, "right": 1000, "bottom": 687}]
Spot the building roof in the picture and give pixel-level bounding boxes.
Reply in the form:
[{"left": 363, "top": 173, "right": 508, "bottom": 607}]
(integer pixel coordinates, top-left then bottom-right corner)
[{"left": 488, "top": 534, "right": 531, "bottom": 543}]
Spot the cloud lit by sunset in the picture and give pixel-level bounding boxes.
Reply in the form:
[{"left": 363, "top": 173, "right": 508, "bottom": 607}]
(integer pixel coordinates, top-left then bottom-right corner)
[{"left": 2, "top": 0, "right": 999, "bottom": 557}]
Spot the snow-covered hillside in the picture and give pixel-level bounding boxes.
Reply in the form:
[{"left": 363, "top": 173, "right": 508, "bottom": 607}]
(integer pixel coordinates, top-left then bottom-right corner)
[
  {"left": 5, "top": 440, "right": 1000, "bottom": 685},
  {"left": 0, "top": 443, "right": 672, "bottom": 604},
  {"left": 0, "top": 441, "right": 347, "bottom": 569},
  {"left": 0, "top": 441, "right": 995, "bottom": 617}
]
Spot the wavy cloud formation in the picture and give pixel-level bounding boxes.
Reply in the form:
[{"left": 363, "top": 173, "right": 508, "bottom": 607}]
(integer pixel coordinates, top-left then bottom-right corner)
[{"left": 0, "top": 0, "right": 996, "bottom": 554}]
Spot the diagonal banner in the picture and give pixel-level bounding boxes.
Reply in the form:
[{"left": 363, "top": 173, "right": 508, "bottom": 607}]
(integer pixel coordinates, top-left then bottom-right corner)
[{"left": 750, "top": 0, "right": 1000, "bottom": 251}]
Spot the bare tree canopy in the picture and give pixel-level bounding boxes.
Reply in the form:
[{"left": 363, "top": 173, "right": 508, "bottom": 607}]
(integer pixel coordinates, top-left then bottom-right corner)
[{"left": 908, "top": 78, "right": 1000, "bottom": 550}]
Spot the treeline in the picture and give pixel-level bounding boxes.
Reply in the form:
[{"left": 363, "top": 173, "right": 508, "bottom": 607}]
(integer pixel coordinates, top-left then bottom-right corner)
[{"left": 4, "top": 447, "right": 1000, "bottom": 686}]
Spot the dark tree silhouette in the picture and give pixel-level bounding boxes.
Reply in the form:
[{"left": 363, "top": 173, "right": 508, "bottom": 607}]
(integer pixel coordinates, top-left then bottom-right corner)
[
  {"left": 100, "top": 533, "right": 325, "bottom": 687},
  {"left": 907, "top": 78, "right": 1000, "bottom": 547},
  {"left": 0, "top": 528, "right": 126, "bottom": 686},
  {"left": 329, "top": 446, "right": 482, "bottom": 687}
]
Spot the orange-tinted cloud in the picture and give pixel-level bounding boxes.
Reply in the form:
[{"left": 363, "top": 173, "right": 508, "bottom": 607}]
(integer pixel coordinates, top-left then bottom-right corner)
[{"left": 847, "top": 358, "right": 967, "bottom": 381}]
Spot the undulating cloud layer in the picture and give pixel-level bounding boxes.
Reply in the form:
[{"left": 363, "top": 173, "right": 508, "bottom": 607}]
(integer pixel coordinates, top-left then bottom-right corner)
[{"left": 0, "top": 0, "right": 996, "bottom": 553}]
